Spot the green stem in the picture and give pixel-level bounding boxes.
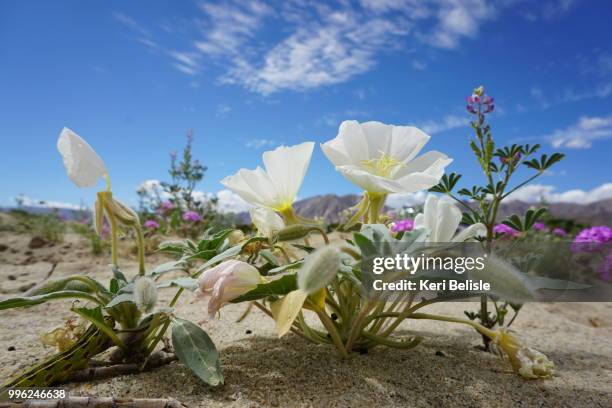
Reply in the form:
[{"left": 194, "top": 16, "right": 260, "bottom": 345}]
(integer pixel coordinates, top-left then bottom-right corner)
[
  {"left": 134, "top": 225, "right": 146, "bottom": 275},
  {"left": 308, "top": 300, "right": 348, "bottom": 358},
  {"left": 409, "top": 312, "right": 497, "bottom": 340}
]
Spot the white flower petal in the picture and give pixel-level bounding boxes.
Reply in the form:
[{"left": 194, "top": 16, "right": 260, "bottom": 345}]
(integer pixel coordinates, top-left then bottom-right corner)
[
  {"left": 221, "top": 143, "right": 314, "bottom": 211},
  {"left": 452, "top": 223, "right": 487, "bottom": 242},
  {"left": 57, "top": 128, "right": 108, "bottom": 188},
  {"left": 434, "top": 199, "right": 462, "bottom": 242},
  {"left": 322, "top": 121, "right": 451, "bottom": 194},
  {"left": 249, "top": 206, "right": 285, "bottom": 238},
  {"left": 263, "top": 142, "right": 314, "bottom": 208}
]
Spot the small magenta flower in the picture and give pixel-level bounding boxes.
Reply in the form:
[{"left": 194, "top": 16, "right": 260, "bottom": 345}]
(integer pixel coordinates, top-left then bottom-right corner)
[
  {"left": 159, "top": 201, "right": 175, "bottom": 212},
  {"left": 571, "top": 226, "right": 612, "bottom": 253},
  {"left": 552, "top": 227, "right": 566, "bottom": 237},
  {"left": 493, "top": 223, "right": 520, "bottom": 237},
  {"left": 533, "top": 222, "right": 547, "bottom": 232},
  {"left": 182, "top": 210, "right": 202, "bottom": 222},
  {"left": 144, "top": 220, "right": 160, "bottom": 230},
  {"left": 390, "top": 219, "right": 414, "bottom": 233}
]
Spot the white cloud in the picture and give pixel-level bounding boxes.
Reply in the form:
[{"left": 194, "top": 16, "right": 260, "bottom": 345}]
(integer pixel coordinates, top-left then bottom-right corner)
[
  {"left": 215, "top": 189, "right": 250, "bottom": 213},
  {"left": 419, "top": 114, "right": 470, "bottom": 134},
  {"left": 506, "top": 183, "right": 612, "bottom": 204},
  {"left": 547, "top": 114, "right": 612, "bottom": 149},
  {"left": 421, "top": 0, "right": 496, "bottom": 49},
  {"left": 222, "top": 14, "right": 408, "bottom": 94},
  {"left": 118, "top": 1, "right": 547, "bottom": 94},
  {"left": 13, "top": 195, "right": 83, "bottom": 211},
  {"left": 245, "top": 138, "right": 275, "bottom": 149},
  {"left": 386, "top": 191, "right": 428, "bottom": 209},
  {"left": 195, "top": 0, "right": 272, "bottom": 57}
]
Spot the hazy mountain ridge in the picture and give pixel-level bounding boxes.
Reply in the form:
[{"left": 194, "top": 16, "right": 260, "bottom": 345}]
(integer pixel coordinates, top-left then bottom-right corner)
[
  {"left": 290, "top": 194, "right": 612, "bottom": 226},
  {"left": 3, "top": 195, "right": 611, "bottom": 226}
]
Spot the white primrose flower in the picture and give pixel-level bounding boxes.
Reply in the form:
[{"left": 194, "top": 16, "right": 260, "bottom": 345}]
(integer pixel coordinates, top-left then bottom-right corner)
[
  {"left": 414, "top": 194, "right": 486, "bottom": 242},
  {"left": 221, "top": 142, "right": 314, "bottom": 221},
  {"left": 249, "top": 206, "right": 285, "bottom": 239},
  {"left": 57, "top": 127, "right": 108, "bottom": 188},
  {"left": 321, "top": 121, "right": 452, "bottom": 195}
]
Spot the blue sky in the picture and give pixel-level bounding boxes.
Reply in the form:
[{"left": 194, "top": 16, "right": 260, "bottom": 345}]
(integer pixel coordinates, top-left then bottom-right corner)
[{"left": 1, "top": 0, "right": 612, "bottom": 212}]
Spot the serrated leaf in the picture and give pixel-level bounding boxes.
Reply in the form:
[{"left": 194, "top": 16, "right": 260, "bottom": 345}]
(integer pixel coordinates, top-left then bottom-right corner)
[{"left": 172, "top": 318, "right": 223, "bottom": 386}]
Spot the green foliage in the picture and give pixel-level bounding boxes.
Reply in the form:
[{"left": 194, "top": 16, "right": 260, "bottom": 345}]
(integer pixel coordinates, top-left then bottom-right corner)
[{"left": 171, "top": 318, "right": 223, "bottom": 386}]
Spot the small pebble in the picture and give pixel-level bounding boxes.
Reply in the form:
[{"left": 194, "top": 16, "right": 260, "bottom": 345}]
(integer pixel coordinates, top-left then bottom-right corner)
[
  {"left": 245, "top": 329, "right": 252, "bottom": 334},
  {"left": 8, "top": 346, "right": 15, "bottom": 351},
  {"left": 435, "top": 350, "right": 446, "bottom": 357}
]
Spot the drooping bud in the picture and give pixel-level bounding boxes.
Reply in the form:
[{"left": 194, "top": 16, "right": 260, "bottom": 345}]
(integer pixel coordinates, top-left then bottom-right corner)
[
  {"left": 134, "top": 277, "right": 158, "bottom": 313},
  {"left": 297, "top": 246, "right": 341, "bottom": 294}
]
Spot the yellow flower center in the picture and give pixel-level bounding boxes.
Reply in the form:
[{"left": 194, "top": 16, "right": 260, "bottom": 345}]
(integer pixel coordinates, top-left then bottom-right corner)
[{"left": 360, "top": 151, "right": 403, "bottom": 178}]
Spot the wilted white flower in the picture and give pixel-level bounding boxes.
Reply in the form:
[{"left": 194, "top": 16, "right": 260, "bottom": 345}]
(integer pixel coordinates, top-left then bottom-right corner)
[
  {"left": 321, "top": 121, "right": 452, "bottom": 194},
  {"left": 221, "top": 142, "right": 314, "bottom": 216},
  {"left": 493, "top": 330, "right": 555, "bottom": 379},
  {"left": 57, "top": 127, "right": 108, "bottom": 188},
  {"left": 250, "top": 206, "right": 285, "bottom": 239},
  {"left": 197, "top": 260, "right": 263, "bottom": 316},
  {"left": 414, "top": 195, "right": 486, "bottom": 242}
]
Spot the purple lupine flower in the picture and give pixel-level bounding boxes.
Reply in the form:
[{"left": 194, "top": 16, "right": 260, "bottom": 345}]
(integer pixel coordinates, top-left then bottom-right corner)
[
  {"left": 182, "top": 210, "right": 202, "bottom": 222},
  {"left": 493, "top": 223, "right": 520, "bottom": 237},
  {"left": 390, "top": 219, "right": 414, "bottom": 233},
  {"left": 144, "top": 220, "right": 160, "bottom": 230},
  {"left": 552, "top": 227, "right": 566, "bottom": 237},
  {"left": 466, "top": 86, "right": 495, "bottom": 115},
  {"left": 571, "top": 226, "right": 612, "bottom": 253},
  {"left": 533, "top": 222, "right": 547, "bottom": 232},
  {"left": 598, "top": 253, "right": 612, "bottom": 281}
]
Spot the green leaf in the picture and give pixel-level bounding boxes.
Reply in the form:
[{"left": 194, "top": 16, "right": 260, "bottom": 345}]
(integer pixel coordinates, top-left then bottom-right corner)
[
  {"left": 172, "top": 318, "right": 223, "bottom": 386},
  {"left": 195, "top": 245, "right": 242, "bottom": 276},
  {"left": 231, "top": 274, "right": 297, "bottom": 303},
  {"left": 149, "top": 261, "right": 188, "bottom": 278},
  {"left": 0, "top": 290, "right": 103, "bottom": 310},
  {"left": 259, "top": 250, "right": 279, "bottom": 267},
  {"left": 24, "top": 276, "right": 107, "bottom": 296},
  {"left": 104, "top": 292, "right": 136, "bottom": 309},
  {"left": 267, "top": 261, "right": 304, "bottom": 275},
  {"left": 158, "top": 277, "right": 199, "bottom": 291},
  {"left": 111, "top": 265, "right": 128, "bottom": 283}
]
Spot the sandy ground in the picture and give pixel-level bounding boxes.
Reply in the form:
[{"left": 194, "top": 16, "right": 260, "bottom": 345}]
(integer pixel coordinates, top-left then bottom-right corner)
[{"left": 1, "top": 230, "right": 611, "bottom": 408}]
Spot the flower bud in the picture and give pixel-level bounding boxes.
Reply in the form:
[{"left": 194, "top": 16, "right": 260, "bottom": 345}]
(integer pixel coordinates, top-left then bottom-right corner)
[
  {"left": 298, "top": 246, "right": 341, "bottom": 294},
  {"left": 197, "top": 260, "right": 263, "bottom": 316},
  {"left": 134, "top": 277, "right": 158, "bottom": 313}
]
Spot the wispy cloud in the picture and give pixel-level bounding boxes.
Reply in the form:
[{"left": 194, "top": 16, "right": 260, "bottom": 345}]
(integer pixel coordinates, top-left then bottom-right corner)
[
  {"left": 245, "top": 138, "right": 275, "bottom": 149},
  {"left": 114, "top": 0, "right": 520, "bottom": 95},
  {"left": 419, "top": 114, "right": 470, "bottom": 135},
  {"left": 547, "top": 114, "right": 612, "bottom": 149},
  {"left": 316, "top": 110, "right": 371, "bottom": 127},
  {"left": 506, "top": 183, "right": 612, "bottom": 204},
  {"left": 113, "top": 12, "right": 150, "bottom": 37}
]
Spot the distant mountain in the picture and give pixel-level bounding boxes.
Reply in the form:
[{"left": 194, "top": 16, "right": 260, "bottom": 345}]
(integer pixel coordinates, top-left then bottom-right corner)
[{"left": 286, "top": 194, "right": 612, "bottom": 226}]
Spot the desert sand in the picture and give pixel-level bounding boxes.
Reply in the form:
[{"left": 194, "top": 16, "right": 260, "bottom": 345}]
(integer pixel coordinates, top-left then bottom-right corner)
[{"left": 1, "top": 230, "right": 611, "bottom": 408}]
